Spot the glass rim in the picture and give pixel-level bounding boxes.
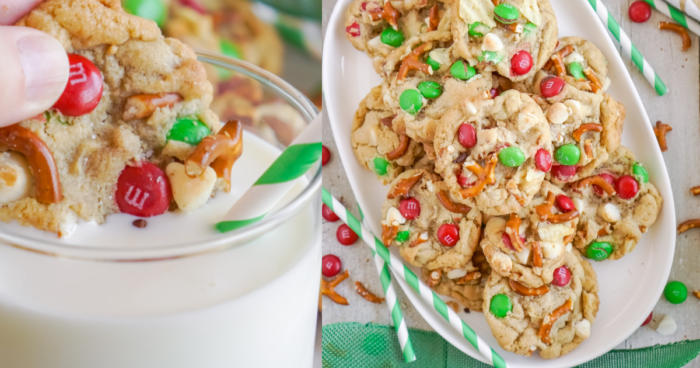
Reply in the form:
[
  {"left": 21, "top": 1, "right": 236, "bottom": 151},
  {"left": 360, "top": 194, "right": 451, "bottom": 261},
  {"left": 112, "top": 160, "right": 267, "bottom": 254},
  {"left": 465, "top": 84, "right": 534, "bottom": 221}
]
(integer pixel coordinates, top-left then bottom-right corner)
[{"left": 0, "top": 51, "right": 321, "bottom": 262}]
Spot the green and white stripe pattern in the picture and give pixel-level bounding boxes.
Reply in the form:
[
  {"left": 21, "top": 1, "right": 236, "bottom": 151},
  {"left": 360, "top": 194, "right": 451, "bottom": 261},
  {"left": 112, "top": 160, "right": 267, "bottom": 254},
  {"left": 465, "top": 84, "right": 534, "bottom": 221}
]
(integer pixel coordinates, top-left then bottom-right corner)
[
  {"left": 642, "top": 0, "right": 700, "bottom": 36},
  {"left": 216, "top": 115, "right": 321, "bottom": 232},
  {"left": 323, "top": 188, "right": 509, "bottom": 368},
  {"left": 358, "top": 204, "right": 416, "bottom": 363},
  {"left": 587, "top": 0, "right": 668, "bottom": 96}
]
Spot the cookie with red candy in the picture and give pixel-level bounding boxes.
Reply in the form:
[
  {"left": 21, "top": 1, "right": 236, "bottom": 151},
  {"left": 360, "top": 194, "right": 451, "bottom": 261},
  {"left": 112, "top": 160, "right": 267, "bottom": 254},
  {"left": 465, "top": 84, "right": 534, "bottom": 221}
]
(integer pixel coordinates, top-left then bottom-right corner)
[
  {"left": 381, "top": 169, "right": 482, "bottom": 274},
  {"left": 564, "top": 146, "right": 662, "bottom": 261}
]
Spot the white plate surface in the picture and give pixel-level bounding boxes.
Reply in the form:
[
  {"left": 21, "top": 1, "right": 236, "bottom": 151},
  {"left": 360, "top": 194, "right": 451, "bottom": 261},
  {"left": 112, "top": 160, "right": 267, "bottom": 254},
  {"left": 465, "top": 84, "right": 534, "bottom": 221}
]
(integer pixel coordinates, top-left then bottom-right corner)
[{"left": 323, "top": 0, "right": 677, "bottom": 366}]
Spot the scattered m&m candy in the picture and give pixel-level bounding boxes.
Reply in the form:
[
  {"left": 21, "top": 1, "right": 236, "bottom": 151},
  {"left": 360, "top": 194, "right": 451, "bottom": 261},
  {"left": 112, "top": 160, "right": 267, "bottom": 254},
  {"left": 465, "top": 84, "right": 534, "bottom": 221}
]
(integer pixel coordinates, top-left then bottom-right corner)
[
  {"left": 322, "top": 254, "right": 342, "bottom": 277},
  {"left": 437, "top": 223, "right": 460, "bottom": 246},
  {"left": 380, "top": 27, "right": 404, "bottom": 47},
  {"left": 417, "top": 81, "right": 442, "bottom": 99},
  {"left": 450, "top": 60, "right": 476, "bottom": 80},
  {"left": 555, "top": 195, "right": 576, "bottom": 213},
  {"left": 322, "top": 204, "right": 340, "bottom": 222},
  {"left": 629, "top": 1, "right": 652, "bottom": 23},
  {"left": 322, "top": 145, "right": 331, "bottom": 166},
  {"left": 555, "top": 144, "right": 581, "bottom": 166},
  {"left": 399, "top": 89, "right": 423, "bottom": 115},
  {"left": 337, "top": 224, "right": 358, "bottom": 245},
  {"left": 399, "top": 197, "right": 421, "bottom": 220},
  {"left": 116, "top": 162, "right": 172, "bottom": 217},
  {"left": 490, "top": 294, "right": 512, "bottom": 318},
  {"left": 498, "top": 147, "right": 525, "bottom": 167},
  {"left": 53, "top": 54, "right": 103, "bottom": 117},
  {"left": 664, "top": 281, "right": 688, "bottom": 304}
]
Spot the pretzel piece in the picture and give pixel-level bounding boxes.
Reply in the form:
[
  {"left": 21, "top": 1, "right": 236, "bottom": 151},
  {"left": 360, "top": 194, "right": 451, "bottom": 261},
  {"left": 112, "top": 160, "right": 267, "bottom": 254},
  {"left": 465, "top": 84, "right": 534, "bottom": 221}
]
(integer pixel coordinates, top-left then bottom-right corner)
[
  {"left": 659, "top": 22, "right": 692, "bottom": 51},
  {"left": 691, "top": 186, "right": 700, "bottom": 196},
  {"left": 551, "top": 53, "right": 566, "bottom": 78},
  {"left": 538, "top": 299, "right": 573, "bottom": 344},
  {"left": 386, "top": 134, "right": 410, "bottom": 160},
  {"left": 573, "top": 175, "right": 616, "bottom": 196},
  {"left": 123, "top": 93, "right": 183, "bottom": 120},
  {"left": 532, "top": 242, "right": 543, "bottom": 267},
  {"left": 427, "top": 4, "right": 440, "bottom": 32},
  {"left": 437, "top": 190, "right": 472, "bottom": 213},
  {"left": 427, "top": 269, "right": 442, "bottom": 287},
  {"left": 397, "top": 43, "right": 433, "bottom": 82},
  {"left": 387, "top": 171, "right": 423, "bottom": 199},
  {"left": 322, "top": 270, "right": 350, "bottom": 305},
  {"left": 583, "top": 139, "right": 593, "bottom": 158},
  {"left": 381, "top": 223, "right": 399, "bottom": 246},
  {"left": 355, "top": 281, "right": 385, "bottom": 303},
  {"left": 654, "top": 121, "right": 672, "bottom": 152},
  {"left": 459, "top": 154, "right": 497, "bottom": 198},
  {"left": 535, "top": 192, "right": 580, "bottom": 224},
  {"left": 506, "top": 213, "right": 525, "bottom": 252},
  {"left": 0, "top": 125, "right": 62, "bottom": 203},
  {"left": 409, "top": 231, "right": 429, "bottom": 248},
  {"left": 583, "top": 68, "right": 603, "bottom": 92},
  {"left": 455, "top": 271, "right": 481, "bottom": 284},
  {"left": 678, "top": 219, "right": 700, "bottom": 233},
  {"left": 369, "top": 0, "right": 400, "bottom": 28},
  {"left": 509, "top": 279, "right": 549, "bottom": 296},
  {"left": 572, "top": 123, "right": 603, "bottom": 141},
  {"left": 185, "top": 120, "right": 243, "bottom": 192}
]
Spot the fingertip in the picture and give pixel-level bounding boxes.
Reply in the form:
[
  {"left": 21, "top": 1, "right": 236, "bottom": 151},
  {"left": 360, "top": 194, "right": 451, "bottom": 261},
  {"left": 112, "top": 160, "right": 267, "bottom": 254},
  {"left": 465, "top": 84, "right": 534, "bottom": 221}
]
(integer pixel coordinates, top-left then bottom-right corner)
[{"left": 0, "top": 0, "right": 44, "bottom": 25}]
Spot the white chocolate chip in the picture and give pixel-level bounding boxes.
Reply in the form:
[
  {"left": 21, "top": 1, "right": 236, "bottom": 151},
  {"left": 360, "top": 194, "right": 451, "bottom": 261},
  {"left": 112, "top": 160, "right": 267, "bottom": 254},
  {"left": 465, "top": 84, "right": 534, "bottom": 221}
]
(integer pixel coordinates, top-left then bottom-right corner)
[
  {"left": 428, "top": 48, "right": 451, "bottom": 65},
  {"left": 547, "top": 103, "right": 569, "bottom": 125},
  {"left": 368, "top": 35, "right": 384, "bottom": 50},
  {"left": 563, "top": 51, "right": 584, "bottom": 65},
  {"left": 58, "top": 210, "right": 78, "bottom": 238},
  {"left": 465, "top": 102, "right": 477, "bottom": 115},
  {"left": 526, "top": 169, "right": 545, "bottom": 182},
  {"left": 166, "top": 162, "right": 217, "bottom": 212},
  {"left": 540, "top": 241, "right": 564, "bottom": 259},
  {"left": 575, "top": 319, "right": 591, "bottom": 339},
  {"left": 603, "top": 77, "right": 611, "bottom": 91},
  {"left": 419, "top": 231, "right": 429, "bottom": 240},
  {"left": 446, "top": 268, "right": 468, "bottom": 279},
  {"left": 431, "top": 271, "right": 441, "bottom": 280},
  {"left": 657, "top": 314, "right": 677, "bottom": 335},
  {"left": 513, "top": 248, "right": 530, "bottom": 264},
  {"left": 447, "top": 145, "right": 455, "bottom": 153},
  {"left": 426, "top": 180, "right": 435, "bottom": 192},
  {"left": 538, "top": 223, "right": 575, "bottom": 243},
  {"left": 563, "top": 100, "right": 583, "bottom": 115},
  {"left": 566, "top": 243, "right": 573, "bottom": 252},
  {"left": 0, "top": 152, "right": 32, "bottom": 205},
  {"left": 482, "top": 33, "right": 503, "bottom": 52},
  {"left": 573, "top": 198, "right": 585, "bottom": 213},
  {"left": 386, "top": 207, "right": 407, "bottom": 225},
  {"left": 598, "top": 203, "right": 621, "bottom": 223}
]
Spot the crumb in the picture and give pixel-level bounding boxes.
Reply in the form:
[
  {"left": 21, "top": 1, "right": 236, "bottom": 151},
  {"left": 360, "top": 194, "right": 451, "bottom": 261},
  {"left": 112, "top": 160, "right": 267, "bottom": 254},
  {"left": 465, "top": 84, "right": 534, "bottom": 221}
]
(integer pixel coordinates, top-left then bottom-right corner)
[
  {"left": 366, "top": 259, "right": 370, "bottom": 262},
  {"left": 446, "top": 301, "right": 460, "bottom": 313},
  {"left": 132, "top": 219, "right": 147, "bottom": 228},
  {"left": 693, "top": 290, "right": 700, "bottom": 299},
  {"left": 464, "top": 308, "right": 471, "bottom": 314}
]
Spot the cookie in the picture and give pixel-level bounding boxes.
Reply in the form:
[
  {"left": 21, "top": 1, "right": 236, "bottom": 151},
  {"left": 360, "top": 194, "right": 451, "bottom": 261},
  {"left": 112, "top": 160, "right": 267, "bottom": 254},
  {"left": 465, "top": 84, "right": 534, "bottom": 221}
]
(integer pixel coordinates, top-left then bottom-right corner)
[
  {"left": 344, "top": 0, "right": 453, "bottom": 75},
  {"left": 381, "top": 169, "right": 483, "bottom": 272},
  {"left": 426, "top": 243, "right": 492, "bottom": 311},
  {"left": 434, "top": 89, "right": 552, "bottom": 215},
  {"left": 481, "top": 181, "right": 578, "bottom": 288},
  {"left": 483, "top": 248, "right": 599, "bottom": 359},
  {"left": 451, "top": 0, "right": 558, "bottom": 82},
  {"left": 564, "top": 146, "right": 662, "bottom": 261},
  {"left": 540, "top": 37, "right": 609, "bottom": 94},
  {"left": 351, "top": 85, "right": 424, "bottom": 184}
]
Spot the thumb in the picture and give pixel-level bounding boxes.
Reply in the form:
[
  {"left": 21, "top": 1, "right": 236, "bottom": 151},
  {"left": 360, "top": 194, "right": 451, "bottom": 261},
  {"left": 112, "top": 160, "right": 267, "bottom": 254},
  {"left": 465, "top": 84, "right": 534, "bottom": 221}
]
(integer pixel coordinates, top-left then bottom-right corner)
[{"left": 0, "top": 26, "right": 69, "bottom": 127}]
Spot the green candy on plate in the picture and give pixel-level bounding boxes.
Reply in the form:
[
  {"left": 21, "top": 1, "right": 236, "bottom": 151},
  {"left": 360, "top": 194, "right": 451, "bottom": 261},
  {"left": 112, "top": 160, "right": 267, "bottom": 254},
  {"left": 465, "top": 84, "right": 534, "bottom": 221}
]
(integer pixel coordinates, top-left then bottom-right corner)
[
  {"left": 664, "top": 281, "right": 688, "bottom": 304},
  {"left": 122, "top": 0, "right": 167, "bottom": 28},
  {"left": 167, "top": 118, "right": 211, "bottom": 145}
]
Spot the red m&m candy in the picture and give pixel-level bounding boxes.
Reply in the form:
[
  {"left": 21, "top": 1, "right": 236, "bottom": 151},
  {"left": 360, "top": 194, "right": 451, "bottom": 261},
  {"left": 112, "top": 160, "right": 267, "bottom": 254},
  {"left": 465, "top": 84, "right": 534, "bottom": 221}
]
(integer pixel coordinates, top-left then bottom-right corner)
[
  {"left": 552, "top": 266, "right": 571, "bottom": 286},
  {"left": 53, "top": 54, "right": 103, "bottom": 117},
  {"left": 629, "top": 1, "right": 652, "bottom": 23},
  {"left": 322, "top": 254, "right": 342, "bottom": 277},
  {"left": 116, "top": 162, "right": 172, "bottom": 217},
  {"left": 551, "top": 165, "right": 576, "bottom": 181},
  {"left": 490, "top": 88, "right": 500, "bottom": 99},
  {"left": 458, "top": 123, "right": 477, "bottom": 148},
  {"left": 346, "top": 22, "right": 361, "bottom": 37},
  {"left": 555, "top": 194, "right": 576, "bottom": 213},
  {"left": 437, "top": 224, "right": 460, "bottom": 246},
  {"left": 399, "top": 197, "right": 421, "bottom": 219},
  {"left": 337, "top": 224, "right": 358, "bottom": 245},
  {"left": 322, "top": 204, "right": 340, "bottom": 222},
  {"left": 593, "top": 173, "right": 615, "bottom": 196},
  {"left": 322, "top": 145, "right": 331, "bottom": 166},
  {"left": 642, "top": 312, "right": 653, "bottom": 326},
  {"left": 535, "top": 148, "right": 552, "bottom": 172},
  {"left": 501, "top": 232, "right": 514, "bottom": 250},
  {"left": 511, "top": 51, "right": 533, "bottom": 76},
  {"left": 616, "top": 175, "right": 639, "bottom": 199},
  {"left": 540, "top": 76, "right": 565, "bottom": 98}
]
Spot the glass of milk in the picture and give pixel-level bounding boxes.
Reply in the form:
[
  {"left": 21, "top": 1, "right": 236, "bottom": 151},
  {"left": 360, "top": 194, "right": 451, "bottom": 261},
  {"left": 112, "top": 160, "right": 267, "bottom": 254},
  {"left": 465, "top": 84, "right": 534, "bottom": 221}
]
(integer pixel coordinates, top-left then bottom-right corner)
[{"left": 0, "top": 52, "right": 321, "bottom": 368}]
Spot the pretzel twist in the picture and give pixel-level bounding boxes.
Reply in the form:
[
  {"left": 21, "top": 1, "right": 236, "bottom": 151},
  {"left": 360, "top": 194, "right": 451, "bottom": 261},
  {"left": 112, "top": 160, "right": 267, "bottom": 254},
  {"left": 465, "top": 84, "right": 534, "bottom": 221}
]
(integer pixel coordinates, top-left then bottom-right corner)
[
  {"left": 322, "top": 270, "right": 350, "bottom": 305},
  {"left": 459, "top": 154, "right": 497, "bottom": 198},
  {"left": 437, "top": 190, "right": 472, "bottom": 213},
  {"left": 386, "top": 134, "right": 410, "bottom": 160},
  {"left": 509, "top": 278, "right": 549, "bottom": 296},
  {"left": 572, "top": 123, "right": 603, "bottom": 141},
  {"left": 535, "top": 192, "right": 580, "bottom": 223},
  {"left": 185, "top": 120, "right": 243, "bottom": 192},
  {"left": 538, "top": 299, "right": 573, "bottom": 344},
  {"left": 387, "top": 171, "right": 423, "bottom": 199}
]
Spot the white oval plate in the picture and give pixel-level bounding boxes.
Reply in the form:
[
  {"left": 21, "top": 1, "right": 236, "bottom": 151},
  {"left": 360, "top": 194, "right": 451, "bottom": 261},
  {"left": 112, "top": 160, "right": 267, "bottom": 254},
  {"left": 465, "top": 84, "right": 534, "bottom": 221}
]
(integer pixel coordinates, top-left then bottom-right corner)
[{"left": 323, "top": 0, "right": 676, "bottom": 366}]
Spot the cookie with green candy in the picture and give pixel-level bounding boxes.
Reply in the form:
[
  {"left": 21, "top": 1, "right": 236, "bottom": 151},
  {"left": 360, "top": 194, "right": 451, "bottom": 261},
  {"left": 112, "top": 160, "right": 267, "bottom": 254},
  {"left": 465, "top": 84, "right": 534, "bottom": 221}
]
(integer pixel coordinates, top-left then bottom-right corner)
[
  {"left": 433, "top": 89, "right": 552, "bottom": 216},
  {"left": 483, "top": 248, "right": 599, "bottom": 359},
  {"left": 543, "top": 37, "right": 609, "bottom": 94},
  {"left": 381, "top": 169, "right": 483, "bottom": 277},
  {"left": 564, "top": 146, "right": 663, "bottom": 261},
  {"left": 450, "top": 0, "right": 558, "bottom": 82},
  {"left": 351, "top": 85, "right": 424, "bottom": 184}
]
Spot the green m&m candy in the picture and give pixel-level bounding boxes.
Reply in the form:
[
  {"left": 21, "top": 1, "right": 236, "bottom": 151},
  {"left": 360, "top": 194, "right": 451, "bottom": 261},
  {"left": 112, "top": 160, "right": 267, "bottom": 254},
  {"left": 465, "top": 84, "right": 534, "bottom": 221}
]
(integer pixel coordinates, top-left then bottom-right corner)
[
  {"left": 633, "top": 162, "right": 649, "bottom": 183},
  {"left": 586, "top": 241, "right": 612, "bottom": 261},
  {"left": 167, "top": 118, "right": 211, "bottom": 145},
  {"left": 417, "top": 81, "right": 442, "bottom": 99},
  {"left": 555, "top": 144, "right": 581, "bottom": 165},
  {"left": 490, "top": 294, "right": 512, "bottom": 318},
  {"left": 426, "top": 56, "right": 440, "bottom": 71},
  {"left": 122, "top": 0, "right": 167, "bottom": 28},
  {"left": 568, "top": 62, "right": 586, "bottom": 80},
  {"left": 468, "top": 22, "right": 490, "bottom": 37},
  {"left": 380, "top": 27, "right": 405, "bottom": 47},
  {"left": 217, "top": 39, "right": 243, "bottom": 79},
  {"left": 498, "top": 147, "right": 525, "bottom": 167},
  {"left": 450, "top": 60, "right": 476, "bottom": 80},
  {"left": 395, "top": 231, "right": 410, "bottom": 243},
  {"left": 373, "top": 157, "right": 390, "bottom": 175},
  {"left": 478, "top": 51, "right": 503, "bottom": 64},
  {"left": 399, "top": 89, "right": 423, "bottom": 115},
  {"left": 664, "top": 281, "right": 688, "bottom": 304},
  {"left": 523, "top": 22, "right": 537, "bottom": 36},
  {"left": 494, "top": 3, "right": 520, "bottom": 24}
]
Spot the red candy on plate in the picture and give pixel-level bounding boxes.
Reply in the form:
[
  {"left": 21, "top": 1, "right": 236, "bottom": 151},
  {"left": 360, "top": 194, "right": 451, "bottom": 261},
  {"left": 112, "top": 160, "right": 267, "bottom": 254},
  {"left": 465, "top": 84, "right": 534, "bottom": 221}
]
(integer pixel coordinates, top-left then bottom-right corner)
[
  {"left": 642, "top": 312, "right": 653, "bottom": 326},
  {"left": 346, "top": 22, "right": 361, "bottom": 37},
  {"left": 555, "top": 194, "right": 576, "bottom": 213},
  {"left": 116, "top": 162, "right": 172, "bottom": 217},
  {"left": 615, "top": 175, "right": 639, "bottom": 199},
  {"left": 53, "top": 54, "right": 103, "bottom": 117},
  {"left": 593, "top": 173, "right": 616, "bottom": 196},
  {"left": 458, "top": 123, "right": 477, "bottom": 148},
  {"left": 399, "top": 197, "right": 421, "bottom": 219},
  {"left": 552, "top": 266, "right": 571, "bottom": 287},
  {"left": 337, "top": 224, "right": 358, "bottom": 245},
  {"left": 551, "top": 165, "right": 577, "bottom": 181},
  {"left": 629, "top": 1, "right": 652, "bottom": 23},
  {"left": 511, "top": 51, "right": 533, "bottom": 76},
  {"left": 322, "top": 254, "right": 342, "bottom": 277},
  {"left": 437, "top": 223, "right": 460, "bottom": 247},
  {"left": 322, "top": 204, "right": 340, "bottom": 222},
  {"left": 535, "top": 148, "right": 552, "bottom": 172},
  {"left": 322, "top": 145, "right": 331, "bottom": 166},
  {"left": 540, "top": 76, "right": 565, "bottom": 98}
]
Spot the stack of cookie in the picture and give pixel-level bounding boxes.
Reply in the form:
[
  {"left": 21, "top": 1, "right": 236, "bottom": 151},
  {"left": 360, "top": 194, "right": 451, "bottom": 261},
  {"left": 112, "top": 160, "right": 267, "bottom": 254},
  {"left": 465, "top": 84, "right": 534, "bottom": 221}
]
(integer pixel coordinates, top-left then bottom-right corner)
[{"left": 346, "top": 0, "right": 663, "bottom": 359}]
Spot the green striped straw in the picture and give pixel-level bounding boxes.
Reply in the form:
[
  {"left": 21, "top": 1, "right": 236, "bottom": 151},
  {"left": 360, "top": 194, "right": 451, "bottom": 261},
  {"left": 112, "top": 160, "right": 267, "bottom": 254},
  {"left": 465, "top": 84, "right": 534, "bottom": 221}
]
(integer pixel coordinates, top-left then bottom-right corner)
[
  {"left": 642, "top": 0, "right": 700, "bottom": 36},
  {"left": 587, "top": 0, "right": 669, "bottom": 96},
  {"left": 322, "top": 188, "right": 509, "bottom": 368},
  {"left": 358, "top": 204, "right": 416, "bottom": 363},
  {"left": 216, "top": 115, "right": 321, "bottom": 232}
]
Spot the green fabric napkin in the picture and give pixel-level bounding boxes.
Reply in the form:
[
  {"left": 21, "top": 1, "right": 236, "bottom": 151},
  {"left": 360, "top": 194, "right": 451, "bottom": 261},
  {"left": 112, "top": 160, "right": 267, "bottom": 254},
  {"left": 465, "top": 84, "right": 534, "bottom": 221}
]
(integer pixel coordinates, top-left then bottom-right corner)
[{"left": 322, "top": 322, "right": 700, "bottom": 367}]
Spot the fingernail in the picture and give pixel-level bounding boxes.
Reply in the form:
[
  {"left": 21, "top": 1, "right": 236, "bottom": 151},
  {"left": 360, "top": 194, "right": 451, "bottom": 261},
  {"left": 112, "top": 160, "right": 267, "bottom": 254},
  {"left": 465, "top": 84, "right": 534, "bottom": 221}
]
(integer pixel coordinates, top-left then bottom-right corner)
[{"left": 16, "top": 34, "right": 68, "bottom": 106}]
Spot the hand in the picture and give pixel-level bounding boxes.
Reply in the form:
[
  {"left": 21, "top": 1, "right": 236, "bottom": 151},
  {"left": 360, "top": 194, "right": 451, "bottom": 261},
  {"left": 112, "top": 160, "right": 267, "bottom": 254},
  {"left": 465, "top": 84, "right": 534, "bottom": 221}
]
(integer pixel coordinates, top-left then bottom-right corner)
[{"left": 0, "top": 0, "right": 69, "bottom": 127}]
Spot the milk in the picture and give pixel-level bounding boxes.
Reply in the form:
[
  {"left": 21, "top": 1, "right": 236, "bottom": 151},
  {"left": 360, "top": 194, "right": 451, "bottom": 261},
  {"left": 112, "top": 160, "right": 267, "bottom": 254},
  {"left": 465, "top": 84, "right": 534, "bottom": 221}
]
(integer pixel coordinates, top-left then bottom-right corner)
[{"left": 0, "top": 132, "right": 321, "bottom": 367}]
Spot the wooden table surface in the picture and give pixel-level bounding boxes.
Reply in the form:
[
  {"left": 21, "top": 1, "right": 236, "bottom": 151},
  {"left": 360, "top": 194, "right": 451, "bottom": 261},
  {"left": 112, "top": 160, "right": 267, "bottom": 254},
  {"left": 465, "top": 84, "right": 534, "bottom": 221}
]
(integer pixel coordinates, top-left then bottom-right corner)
[{"left": 321, "top": 0, "right": 700, "bottom": 365}]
